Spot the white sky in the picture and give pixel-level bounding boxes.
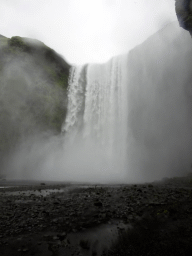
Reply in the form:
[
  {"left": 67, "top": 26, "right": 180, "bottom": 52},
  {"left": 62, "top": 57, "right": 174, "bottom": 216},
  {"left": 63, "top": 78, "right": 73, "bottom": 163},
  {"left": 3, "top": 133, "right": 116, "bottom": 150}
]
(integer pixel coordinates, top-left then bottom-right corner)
[{"left": 0, "top": 0, "right": 177, "bottom": 65}]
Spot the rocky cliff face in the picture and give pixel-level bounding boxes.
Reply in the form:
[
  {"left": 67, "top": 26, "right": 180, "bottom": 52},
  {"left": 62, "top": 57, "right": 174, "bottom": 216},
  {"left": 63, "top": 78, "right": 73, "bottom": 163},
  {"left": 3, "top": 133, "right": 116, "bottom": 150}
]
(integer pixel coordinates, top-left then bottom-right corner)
[
  {"left": 175, "top": 0, "right": 192, "bottom": 35},
  {"left": 0, "top": 35, "right": 70, "bottom": 164},
  {"left": 127, "top": 22, "right": 192, "bottom": 179}
]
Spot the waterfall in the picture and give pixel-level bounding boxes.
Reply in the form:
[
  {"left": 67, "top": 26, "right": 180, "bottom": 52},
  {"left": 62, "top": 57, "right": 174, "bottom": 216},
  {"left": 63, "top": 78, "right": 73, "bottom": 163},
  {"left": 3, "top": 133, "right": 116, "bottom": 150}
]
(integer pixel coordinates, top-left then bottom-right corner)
[
  {"left": 62, "top": 55, "right": 128, "bottom": 182},
  {"left": 6, "top": 23, "right": 192, "bottom": 183}
]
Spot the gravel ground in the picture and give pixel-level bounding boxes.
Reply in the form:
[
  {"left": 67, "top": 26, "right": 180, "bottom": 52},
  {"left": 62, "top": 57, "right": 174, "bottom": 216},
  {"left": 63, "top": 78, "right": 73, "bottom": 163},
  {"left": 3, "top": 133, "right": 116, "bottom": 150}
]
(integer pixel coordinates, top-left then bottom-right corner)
[{"left": 0, "top": 175, "right": 192, "bottom": 256}]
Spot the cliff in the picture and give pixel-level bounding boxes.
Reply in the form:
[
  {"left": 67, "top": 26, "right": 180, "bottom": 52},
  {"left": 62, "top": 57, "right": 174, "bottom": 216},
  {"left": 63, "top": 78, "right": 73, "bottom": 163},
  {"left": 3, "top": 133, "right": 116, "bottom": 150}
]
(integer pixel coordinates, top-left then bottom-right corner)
[
  {"left": 127, "top": 22, "right": 192, "bottom": 178},
  {"left": 0, "top": 35, "right": 70, "bottom": 160},
  {"left": 175, "top": 0, "right": 192, "bottom": 35}
]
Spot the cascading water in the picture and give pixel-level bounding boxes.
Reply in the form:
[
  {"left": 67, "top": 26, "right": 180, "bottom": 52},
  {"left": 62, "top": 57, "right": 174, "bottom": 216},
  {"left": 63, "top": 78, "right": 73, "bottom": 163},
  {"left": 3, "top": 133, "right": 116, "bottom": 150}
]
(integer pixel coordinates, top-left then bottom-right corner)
[{"left": 62, "top": 55, "right": 129, "bottom": 183}]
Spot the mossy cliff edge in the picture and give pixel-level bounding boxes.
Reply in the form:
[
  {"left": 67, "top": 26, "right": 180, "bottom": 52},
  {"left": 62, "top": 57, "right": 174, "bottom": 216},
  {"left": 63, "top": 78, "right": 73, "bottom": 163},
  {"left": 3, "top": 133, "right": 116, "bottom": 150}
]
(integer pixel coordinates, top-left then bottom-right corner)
[{"left": 0, "top": 35, "right": 70, "bottom": 160}]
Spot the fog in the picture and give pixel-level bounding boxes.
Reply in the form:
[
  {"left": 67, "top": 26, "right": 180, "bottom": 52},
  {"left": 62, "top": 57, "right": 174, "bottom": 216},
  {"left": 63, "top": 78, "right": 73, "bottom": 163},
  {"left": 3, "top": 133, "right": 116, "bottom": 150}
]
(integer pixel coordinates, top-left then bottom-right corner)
[
  {"left": 2, "top": 22, "right": 192, "bottom": 184},
  {"left": 0, "top": 47, "right": 67, "bottom": 180},
  {"left": 126, "top": 22, "right": 192, "bottom": 182}
]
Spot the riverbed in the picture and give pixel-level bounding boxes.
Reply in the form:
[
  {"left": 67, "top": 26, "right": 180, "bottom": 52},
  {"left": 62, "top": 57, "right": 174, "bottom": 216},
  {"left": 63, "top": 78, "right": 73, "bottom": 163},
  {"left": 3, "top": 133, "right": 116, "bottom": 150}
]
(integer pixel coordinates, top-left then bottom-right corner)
[{"left": 0, "top": 176, "right": 192, "bottom": 255}]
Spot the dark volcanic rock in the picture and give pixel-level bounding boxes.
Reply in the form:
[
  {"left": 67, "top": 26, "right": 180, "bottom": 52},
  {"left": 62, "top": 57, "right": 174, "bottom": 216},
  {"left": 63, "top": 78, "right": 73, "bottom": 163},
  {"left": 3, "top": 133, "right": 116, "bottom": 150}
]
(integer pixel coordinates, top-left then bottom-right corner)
[
  {"left": 175, "top": 0, "right": 192, "bottom": 35},
  {"left": 1, "top": 176, "right": 192, "bottom": 255}
]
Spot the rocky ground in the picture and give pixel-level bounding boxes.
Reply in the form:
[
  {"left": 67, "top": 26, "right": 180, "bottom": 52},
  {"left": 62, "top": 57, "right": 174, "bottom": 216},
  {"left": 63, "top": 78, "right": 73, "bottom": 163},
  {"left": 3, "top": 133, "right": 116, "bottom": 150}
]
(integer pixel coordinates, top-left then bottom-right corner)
[{"left": 0, "top": 175, "right": 192, "bottom": 256}]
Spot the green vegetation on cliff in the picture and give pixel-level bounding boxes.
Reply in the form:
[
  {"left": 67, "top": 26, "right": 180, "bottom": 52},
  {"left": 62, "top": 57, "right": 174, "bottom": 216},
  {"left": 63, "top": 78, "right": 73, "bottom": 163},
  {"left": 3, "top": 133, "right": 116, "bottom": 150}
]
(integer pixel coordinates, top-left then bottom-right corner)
[{"left": 0, "top": 35, "right": 70, "bottom": 160}]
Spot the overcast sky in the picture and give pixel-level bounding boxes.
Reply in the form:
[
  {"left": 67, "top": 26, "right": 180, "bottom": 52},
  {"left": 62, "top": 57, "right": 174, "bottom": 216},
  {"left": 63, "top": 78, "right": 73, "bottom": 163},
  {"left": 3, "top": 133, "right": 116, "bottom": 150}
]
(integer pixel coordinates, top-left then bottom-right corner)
[{"left": 0, "top": 0, "right": 176, "bottom": 65}]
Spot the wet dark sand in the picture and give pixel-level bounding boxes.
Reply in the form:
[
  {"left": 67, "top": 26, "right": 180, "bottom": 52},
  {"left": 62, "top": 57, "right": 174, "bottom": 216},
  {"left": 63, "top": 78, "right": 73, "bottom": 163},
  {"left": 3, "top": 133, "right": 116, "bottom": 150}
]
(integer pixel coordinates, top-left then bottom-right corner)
[{"left": 0, "top": 175, "right": 192, "bottom": 256}]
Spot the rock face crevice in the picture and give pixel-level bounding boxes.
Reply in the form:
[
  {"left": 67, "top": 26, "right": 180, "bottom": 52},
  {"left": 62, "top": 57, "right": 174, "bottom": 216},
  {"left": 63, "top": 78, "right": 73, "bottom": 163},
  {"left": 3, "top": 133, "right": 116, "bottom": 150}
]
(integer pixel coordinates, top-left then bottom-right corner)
[{"left": 175, "top": 0, "right": 192, "bottom": 35}]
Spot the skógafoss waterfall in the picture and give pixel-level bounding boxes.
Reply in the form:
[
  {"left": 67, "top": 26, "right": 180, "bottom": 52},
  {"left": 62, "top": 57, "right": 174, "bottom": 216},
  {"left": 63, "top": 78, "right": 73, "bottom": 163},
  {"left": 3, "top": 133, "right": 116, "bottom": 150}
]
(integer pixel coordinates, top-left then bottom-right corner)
[
  {"left": 62, "top": 55, "right": 129, "bottom": 183},
  {"left": 7, "top": 23, "right": 192, "bottom": 182}
]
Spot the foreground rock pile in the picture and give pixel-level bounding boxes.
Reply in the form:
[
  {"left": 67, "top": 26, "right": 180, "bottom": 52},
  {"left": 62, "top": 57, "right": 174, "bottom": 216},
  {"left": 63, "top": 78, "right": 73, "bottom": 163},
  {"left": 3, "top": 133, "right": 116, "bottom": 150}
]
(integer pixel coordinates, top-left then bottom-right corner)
[{"left": 0, "top": 176, "right": 192, "bottom": 255}]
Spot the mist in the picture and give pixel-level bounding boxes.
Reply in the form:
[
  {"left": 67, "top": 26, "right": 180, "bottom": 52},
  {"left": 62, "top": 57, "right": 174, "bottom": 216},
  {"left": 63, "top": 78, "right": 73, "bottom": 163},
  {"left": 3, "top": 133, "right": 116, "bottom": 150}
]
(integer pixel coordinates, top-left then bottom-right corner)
[
  {"left": 0, "top": 39, "right": 68, "bottom": 179},
  {"left": 1, "top": 22, "right": 192, "bottom": 184},
  {"left": 126, "top": 22, "right": 192, "bottom": 182}
]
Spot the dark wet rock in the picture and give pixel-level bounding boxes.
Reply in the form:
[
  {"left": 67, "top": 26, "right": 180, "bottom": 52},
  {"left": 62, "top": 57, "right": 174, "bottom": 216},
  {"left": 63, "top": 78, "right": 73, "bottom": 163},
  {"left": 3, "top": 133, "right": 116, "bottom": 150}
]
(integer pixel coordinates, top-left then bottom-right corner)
[
  {"left": 43, "top": 234, "right": 52, "bottom": 239},
  {"left": 1, "top": 179, "right": 192, "bottom": 255},
  {"left": 57, "top": 232, "right": 67, "bottom": 240},
  {"left": 22, "top": 248, "right": 29, "bottom": 252},
  {"left": 94, "top": 201, "right": 103, "bottom": 207},
  {"left": 53, "top": 235, "right": 59, "bottom": 240},
  {"left": 175, "top": 0, "right": 192, "bottom": 35},
  {"left": 79, "top": 239, "right": 90, "bottom": 250}
]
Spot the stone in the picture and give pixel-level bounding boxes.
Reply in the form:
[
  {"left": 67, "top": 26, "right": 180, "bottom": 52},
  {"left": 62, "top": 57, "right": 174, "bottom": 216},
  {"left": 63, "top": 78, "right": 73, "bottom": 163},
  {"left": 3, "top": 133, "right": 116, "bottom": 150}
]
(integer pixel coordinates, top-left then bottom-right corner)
[
  {"left": 94, "top": 201, "right": 103, "bottom": 207},
  {"left": 22, "top": 248, "right": 29, "bottom": 252},
  {"left": 175, "top": 0, "right": 192, "bottom": 35},
  {"left": 58, "top": 232, "right": 67, "bottom": 240}
]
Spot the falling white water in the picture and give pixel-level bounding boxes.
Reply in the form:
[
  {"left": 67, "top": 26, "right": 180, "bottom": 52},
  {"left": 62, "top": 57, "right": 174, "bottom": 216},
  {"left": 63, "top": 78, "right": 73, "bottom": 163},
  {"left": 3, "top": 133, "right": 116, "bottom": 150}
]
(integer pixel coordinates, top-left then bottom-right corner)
[
  {"left": 62, "top": 55, "right": 129, "bottom": 182},
  {"left": 62, "top": 65, "right": 85, "bottom": 141}
]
